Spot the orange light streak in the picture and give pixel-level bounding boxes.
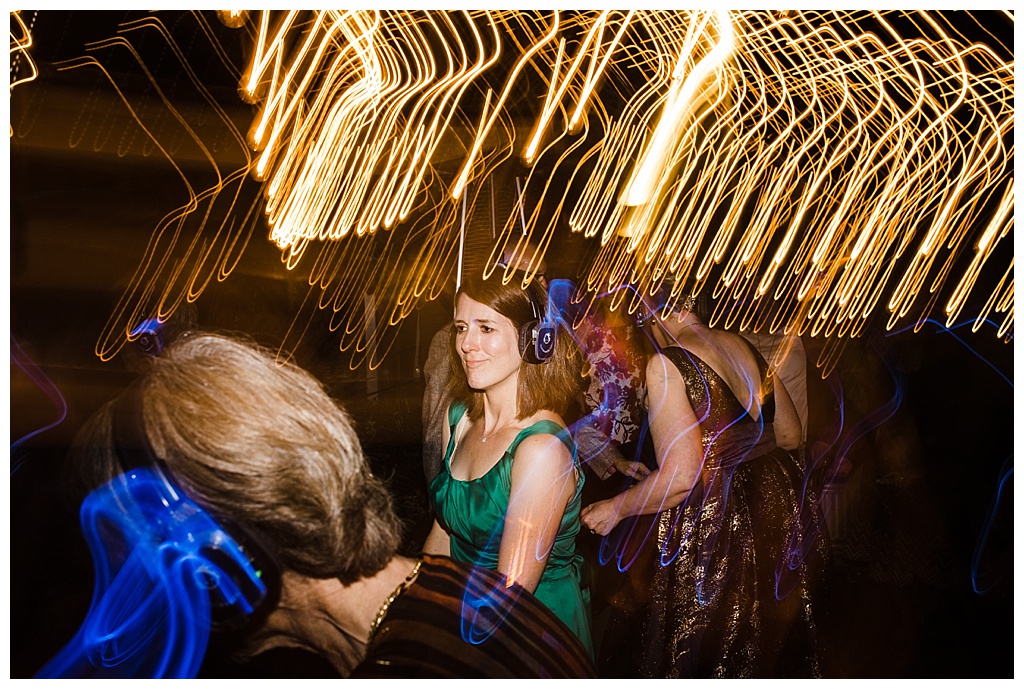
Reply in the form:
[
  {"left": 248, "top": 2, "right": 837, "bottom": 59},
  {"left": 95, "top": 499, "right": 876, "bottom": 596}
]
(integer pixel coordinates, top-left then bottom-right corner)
[
  {"left": 10, "top": 10, "right": 39, "bottom": 136},
  {"left": 55, "top": 11, "right": 1009, "bottom": 369}
]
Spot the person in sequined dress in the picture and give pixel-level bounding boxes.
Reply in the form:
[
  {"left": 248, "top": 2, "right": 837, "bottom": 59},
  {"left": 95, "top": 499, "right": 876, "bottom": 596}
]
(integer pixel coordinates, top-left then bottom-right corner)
[{"left": 580, "top": 284, "right": 830, "bottom": 678}]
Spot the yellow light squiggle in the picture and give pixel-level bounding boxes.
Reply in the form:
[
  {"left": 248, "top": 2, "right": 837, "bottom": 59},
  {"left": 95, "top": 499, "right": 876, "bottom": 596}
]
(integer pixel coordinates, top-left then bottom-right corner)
[{"left": 62, "top": 10, "right": 1010, "bottom": 370}]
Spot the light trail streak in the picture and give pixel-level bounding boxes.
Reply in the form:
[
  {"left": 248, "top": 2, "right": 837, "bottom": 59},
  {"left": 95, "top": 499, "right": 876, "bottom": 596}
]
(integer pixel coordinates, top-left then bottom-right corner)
[
  {"left": 44, "top": 11, "right": 1011, "bottom": 368},
  {"left": 970, "top": 457, "right": 1012, "bottom": 596},
  {"left": 10, "top": 10, "right": 38, "bottom": 90},
  {"left": 10, "top": 10, "right": 39, "bottom": 135},
  {"left": 10, "top": 335, "right": 68, "bottom": 473},
  {"left": 50, "top": 13, "right": 260, "bottom": 363}
]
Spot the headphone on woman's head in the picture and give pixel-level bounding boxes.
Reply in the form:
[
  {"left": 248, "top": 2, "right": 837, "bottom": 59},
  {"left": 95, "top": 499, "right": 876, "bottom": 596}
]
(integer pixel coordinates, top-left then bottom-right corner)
[
  {"left": 39, "top": 367, "right": 282, "bottom": 677},
  {"left": 111, "top": 381, "right": 281, "bottom": 631},
  {"left": 517, "top": 280, "right": 556, "bottom": 364},
  {"left": 130, "top": 318, "right": 165, "bottom": 358}
]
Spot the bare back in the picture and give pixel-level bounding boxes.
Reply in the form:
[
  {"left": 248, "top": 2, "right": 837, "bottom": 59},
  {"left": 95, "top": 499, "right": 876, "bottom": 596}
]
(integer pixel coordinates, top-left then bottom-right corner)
[
  {"left": 661, "top": 324, "right": 802, "bottom": 450},
  {"left": 672, "top": 327, "right": 766, "bottom": 422}
]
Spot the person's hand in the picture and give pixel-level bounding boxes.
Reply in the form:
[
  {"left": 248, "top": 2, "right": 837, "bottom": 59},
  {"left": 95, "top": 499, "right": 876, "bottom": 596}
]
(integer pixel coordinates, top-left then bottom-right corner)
[
  {"left": 581, "top": 500, "right": 620, "bottom": 537},
  {"left": 610, "top": 459, "right": 651, "bottom": 480}
]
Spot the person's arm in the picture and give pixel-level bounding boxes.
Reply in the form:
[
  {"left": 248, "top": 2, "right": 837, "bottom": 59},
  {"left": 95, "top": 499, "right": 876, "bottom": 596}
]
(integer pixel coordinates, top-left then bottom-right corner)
[
  {"left": 581, "top": 353, "right": 702, "bottom": 536},
  {"left": 575, "top": 423, "right": 618, "bottom": 479},
  {"left": 422, "top": 518, "right": 451, "bottom": 556},
  {"left": 498, "top": 433, "right": 575, "bottom": 594},
  {"left": 422, "top": 328, "right": 452, "bottom": 475},
  {"left": 422, "top": 402, "right": 455, "bottom": 556}
]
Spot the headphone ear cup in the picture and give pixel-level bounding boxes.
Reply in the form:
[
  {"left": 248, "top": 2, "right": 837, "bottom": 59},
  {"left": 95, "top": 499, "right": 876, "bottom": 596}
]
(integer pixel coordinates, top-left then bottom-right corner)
[
  {"left": 131, "top": 318, "right": 164, "bottom": 358},
  {"left": 534, "top": 323, "right": 556, "bottom": 362},
  {"left": 518, "top": 319, "right": 541, "bottom": 364},
  {"left": 201, "top": 518, "right": 281, "bottom": 631},
  {"left": 518, "top": 319, "right": 556, "bottom": 364},
  {"left": 519, "top": 281, "right": 556, "bottom": 364}
]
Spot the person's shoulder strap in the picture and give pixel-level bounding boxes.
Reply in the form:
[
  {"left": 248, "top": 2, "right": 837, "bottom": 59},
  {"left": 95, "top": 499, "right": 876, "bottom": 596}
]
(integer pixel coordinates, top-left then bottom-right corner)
[
  {"left": 506, "top": 420, "right": 575, "bottom": 460},
  {"left": 733, "top": 331, "right": 778, "bottom": 419},
  {"left": 447, "top": 399, "right": 468, "bottom": 428},
  {"left": 735, "top": 335, "right": 776, "bottom": 421},
  {"left": 739, "top": 335, "right": 771, "bottom": 382}
]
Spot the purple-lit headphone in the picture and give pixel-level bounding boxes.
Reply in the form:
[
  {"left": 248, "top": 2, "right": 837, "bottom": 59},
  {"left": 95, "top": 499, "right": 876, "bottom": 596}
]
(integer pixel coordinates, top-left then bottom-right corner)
[{"left": 517, "top": 280, "right": 556, "bottom": 365}]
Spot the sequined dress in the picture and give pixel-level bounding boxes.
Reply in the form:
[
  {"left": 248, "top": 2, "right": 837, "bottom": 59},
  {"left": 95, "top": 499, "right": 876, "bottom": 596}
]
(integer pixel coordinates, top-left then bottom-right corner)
[{"left": 606, "top": 344, "right": 828, "bottom": 678}]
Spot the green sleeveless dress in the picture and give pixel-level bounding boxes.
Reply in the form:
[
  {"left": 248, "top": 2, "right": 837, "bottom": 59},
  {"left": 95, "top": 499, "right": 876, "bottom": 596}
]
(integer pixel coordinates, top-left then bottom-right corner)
[{"left": 429, "top": 400, "right": 594, "bottom": 657}]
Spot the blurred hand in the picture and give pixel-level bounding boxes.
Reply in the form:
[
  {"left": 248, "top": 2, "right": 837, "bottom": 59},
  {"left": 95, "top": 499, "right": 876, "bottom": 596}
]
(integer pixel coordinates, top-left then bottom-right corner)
[
  {"left": 610, "top": 459, "right": 651, "bottom": 480},
  {"left": 581, "top": 500, "right": 620, "bottom": 537}
]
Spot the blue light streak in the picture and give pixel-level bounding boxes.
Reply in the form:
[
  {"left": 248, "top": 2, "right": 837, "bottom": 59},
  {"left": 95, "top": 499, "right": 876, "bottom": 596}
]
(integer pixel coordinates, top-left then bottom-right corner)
[
  {"left": 971, "top": 457, "right": 1013, "bottom": 595},
  {"left": 886, "top": 317, "right": 1012, "bottom": 389},
  {"left": 37, "top": 467, "right": 267, "bottom": 678}
]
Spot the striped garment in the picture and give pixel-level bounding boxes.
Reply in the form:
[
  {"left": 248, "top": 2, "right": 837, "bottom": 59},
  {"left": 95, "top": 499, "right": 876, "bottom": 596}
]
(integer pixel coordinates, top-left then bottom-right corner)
[{"left": 352, "top": 554, "right": 596, "bottom": 678}]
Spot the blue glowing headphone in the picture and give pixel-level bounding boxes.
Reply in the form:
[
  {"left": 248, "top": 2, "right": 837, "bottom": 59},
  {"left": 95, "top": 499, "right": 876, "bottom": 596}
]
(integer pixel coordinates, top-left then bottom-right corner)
[
  {"left": 37, "top": 463, "right": 275, "bottom": 678},
  {"left": 130, "top": 317, "right": 165, "bottom": 358},
  {"left": 110, "top": 382, "right": 279, "bottom": 632},
  {"left": 37, "top": 385, "right": 282, "bottom": 678}
]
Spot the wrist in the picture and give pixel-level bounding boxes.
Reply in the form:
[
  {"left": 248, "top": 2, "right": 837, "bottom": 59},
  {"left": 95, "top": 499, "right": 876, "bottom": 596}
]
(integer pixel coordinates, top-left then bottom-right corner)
[{"left": 610, "top": 491, "right": 630, "bottom": 523}]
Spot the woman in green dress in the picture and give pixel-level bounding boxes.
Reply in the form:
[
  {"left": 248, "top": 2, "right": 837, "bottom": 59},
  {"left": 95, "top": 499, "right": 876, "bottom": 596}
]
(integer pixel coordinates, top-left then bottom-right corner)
[{"left": 422, "top": 271, "right": 593, "bottom": 657}]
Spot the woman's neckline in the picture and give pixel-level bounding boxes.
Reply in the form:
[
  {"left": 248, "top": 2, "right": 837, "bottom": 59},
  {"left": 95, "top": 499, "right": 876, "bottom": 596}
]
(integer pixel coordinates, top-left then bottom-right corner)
[{"left": 446, "top": 417, "right": 564, "bottom": 483}]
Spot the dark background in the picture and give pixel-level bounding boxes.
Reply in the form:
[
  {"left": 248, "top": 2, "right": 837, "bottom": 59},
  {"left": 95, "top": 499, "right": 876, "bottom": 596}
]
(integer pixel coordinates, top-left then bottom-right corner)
[{"left": 9, "top": 10, "right": 1014, "bottom": 678}]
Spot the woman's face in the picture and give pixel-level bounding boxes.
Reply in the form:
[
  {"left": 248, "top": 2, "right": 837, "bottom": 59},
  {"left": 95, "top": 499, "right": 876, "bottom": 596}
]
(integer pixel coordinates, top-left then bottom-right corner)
[{"left": 454, "top": 292, "right": 522, "bottom": 392}]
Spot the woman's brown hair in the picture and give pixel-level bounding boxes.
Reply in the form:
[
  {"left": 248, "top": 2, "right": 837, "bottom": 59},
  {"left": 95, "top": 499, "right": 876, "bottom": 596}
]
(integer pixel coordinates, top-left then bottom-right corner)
[{"left": 446, "top": 273, "right": 583, "bottom": 422}]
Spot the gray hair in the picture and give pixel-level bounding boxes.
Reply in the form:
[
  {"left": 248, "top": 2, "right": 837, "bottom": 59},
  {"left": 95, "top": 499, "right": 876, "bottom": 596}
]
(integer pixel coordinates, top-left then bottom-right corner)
[{"left": 71, "top": 331, "right": 401, "bottom": 584}]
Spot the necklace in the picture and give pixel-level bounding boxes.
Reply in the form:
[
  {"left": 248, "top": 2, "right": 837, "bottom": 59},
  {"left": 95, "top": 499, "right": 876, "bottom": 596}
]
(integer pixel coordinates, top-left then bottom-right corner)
[
  {"left": 366, "top": 559, "right": 422, "bottom": 644},
  {"left": 480, "top": 420, "right": 515, "bottom": 443}
]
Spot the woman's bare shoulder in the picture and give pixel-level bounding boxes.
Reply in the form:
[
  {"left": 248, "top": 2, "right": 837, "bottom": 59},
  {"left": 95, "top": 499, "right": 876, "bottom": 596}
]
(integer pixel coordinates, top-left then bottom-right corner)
[
  {"left": 524, "top": 408, "right": 566, "bottom": 427},
  {"left": 646, "top": 351, "right": 682, "bottom": 382}
]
